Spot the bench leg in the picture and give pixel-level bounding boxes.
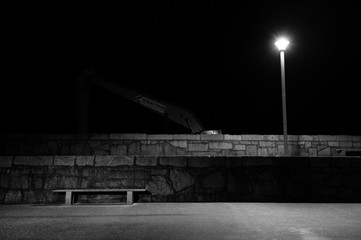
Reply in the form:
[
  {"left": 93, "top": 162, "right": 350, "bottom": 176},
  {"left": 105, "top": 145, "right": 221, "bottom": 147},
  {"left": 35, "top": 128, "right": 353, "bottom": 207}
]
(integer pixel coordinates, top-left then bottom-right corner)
[
  {"left": 127, "top": 191, "right": 133, "bottom": 205},
  {"left": 65, "top": 191, "right": 73, "bottom": 205}
]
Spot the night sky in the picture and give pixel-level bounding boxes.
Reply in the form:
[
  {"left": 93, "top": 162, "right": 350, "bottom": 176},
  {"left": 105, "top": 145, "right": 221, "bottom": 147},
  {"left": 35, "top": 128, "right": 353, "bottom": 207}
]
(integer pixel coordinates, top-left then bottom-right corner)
[{"left": 2, "top": 2, "right": 360, "bottom": 135}]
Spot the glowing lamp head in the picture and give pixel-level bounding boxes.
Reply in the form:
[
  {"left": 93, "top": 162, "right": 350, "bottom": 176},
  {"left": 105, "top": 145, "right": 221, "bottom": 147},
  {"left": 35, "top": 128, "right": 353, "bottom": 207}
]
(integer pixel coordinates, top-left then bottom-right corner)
[{"left": 275, "top": 37, "right": 290, "bottom": 51}]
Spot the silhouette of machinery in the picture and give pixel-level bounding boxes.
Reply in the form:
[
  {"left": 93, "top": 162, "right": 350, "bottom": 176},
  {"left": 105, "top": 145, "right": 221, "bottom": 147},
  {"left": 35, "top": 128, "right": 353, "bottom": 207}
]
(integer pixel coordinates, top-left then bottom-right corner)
[{"left": 75, "top": 68, "right": 219, "bottom": 134}]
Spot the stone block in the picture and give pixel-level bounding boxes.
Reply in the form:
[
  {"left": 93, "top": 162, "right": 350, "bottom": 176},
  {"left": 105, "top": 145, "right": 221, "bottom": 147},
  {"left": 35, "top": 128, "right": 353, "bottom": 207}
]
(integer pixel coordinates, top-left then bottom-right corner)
[
  {"left": 318, "top": 147, "right": 331, "bottom": 156},
  {"left": 288, "top": 135, "right": 300, "bottom": 141},
  {"left": 246, "top": 145, "right": 257, "bottom": 156},
  {"left": 169, "top": 140, "right": 187, "bottom": 148},
  {"left": 151, "top": 168, "right": 168, "bottom": 176},
  {"left": 109, "top": 170, "right": 135, "bottom": 179},
  {"left": 209, "top": 142, "right": 232, "bottom": 149},
  {"left": 146, "top": 176, "right": 173, "bottom": 195},
  {"left": 92, "top": 142, "right": 110, "bottom": 152},
  {"left": 54, "top": 156, "right": 75, "bottom": 166},
  {"left": 235, "top": 151, "right": 246, "bottom": 156},
  {"left": 234, "top": 145, "right": 246, "bottom": 151},
  {"left": 110, "top": 145, "right": 127, "bottom": 155},
  {"left": 170, "top": 169, "right": 195, "bottom": 192},
  {"left": 267, "top": 148, "right": 279, "bottom": 156},
  {"left": 163, "top": 143, "right": 187, "bottom": 155},
  {"left": 288, "top": 145, "right": 301, "bottom": 156},
  {"left": 95, "top": 156, "right": 134, "bottom": 166},
  {"left": 328, "top": 141, "right": 339, "bottom": 147},
  {"left": 89, "top": 141, "right": 104, "bottom": 148},
  {"left": 221, "top": 149, "right": 237, "bottom": 156},
  {"left": 23, "top": 190, "right": 48, "bottom": 203},
  {"left": 110, "top": 134, "right": 147, "bottom": 140},
  {"left": 224, "top": 135, "right": 242, "bottom": 140},
  {"left": 188, "top": 143, "right": 208, "bottom": 152},
  {"left": 147, "top": 134, "right": 174, "bottom": 140},
  {"left": 309, "top": 148, "right": 317, "bottom": 156},
  {"left": 33, "top": 177, "right": 43, "bottom": 189},
  {"left": 200, "top": 134, "right": 224, "bottom": 141},
  {"left": 0, "top": 174, "right": 9, "bottom": 188},
  {"left": 242, "top": 135, "right": 264, "bottom": 141},
  {"left": 299, "top": 135, "right": 318, "bottom": 141},
  {"left": 257, "top": 148, "right": 268, "bottom": 156},
  {"left": 140, "top": 144, "right": 163, "bottom": 155},
  {"left": 20, "top": 175, "right": 29, "bottom": 189},
  {"left": 8, "top": 175, "right": 20, "bottom": 189},
  {"left": 339, "top": 142, "right": 353, "bottom": 148},
  {"left": 90, "top": 134, "right": 110, "bottom": 140},
  {"left": 319, "top": 135, "right": 352, "bottom": 141},
  {"left": 58, "top": 176, "right": 79, "bottom": 189},
  {"left": 260, "top": 141, "right": 276, "bottom": 147},
  {"left": 22, "top": 190, "right": 36, "bottom": 203},
  {"left": 352, "top": 136, "right": 361, "bottom": 141},
  {"left": 4, "top": 190, "right": 22, "bottom": 204},
  {"left": 133, "top": 179, "right": 148, "bottom": 188},
  {"left": 330, "top": 148, "right": 340, "bottom": 156},
  {"left": 75, "top": 156, "right": 94, "bottom": 166},
  {"left": 114, "top": 156, "right": 135, "bottom": 166},
  {"left": 263, "top": 135, "right": 280, "bottom": 141},
  {"left": 134, "top": 170, "right": 151, "bottom": 180},
  {"left": 174, "top": 134, "right": 200, "bottom": 140},
  {"left": 14, "top": 156, "right": 53, "bottom": 166},
  {"left": 0, "top": 156, "right": 13, "bottom": 168},
  {"left": 300, "top": 148, "right": 309, "bottom": 157},
  {"left": 303, "top": 141, "right": 312, "bottom": 148},
  {"left": 136, "top": 156, "right": 158, "bottom": 166},
  {"left": 159, "top": 157, "right": 187, "bottom": 167},
  {"left": 128, "top": 142, "right": 140, "bottom": 155}
]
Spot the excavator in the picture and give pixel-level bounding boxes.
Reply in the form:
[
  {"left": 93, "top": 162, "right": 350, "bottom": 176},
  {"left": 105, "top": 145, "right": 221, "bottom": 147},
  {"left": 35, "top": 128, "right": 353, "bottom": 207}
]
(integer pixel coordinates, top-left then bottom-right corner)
[{"left": 75, "top": 68, "right": 220, "bottom": 134}]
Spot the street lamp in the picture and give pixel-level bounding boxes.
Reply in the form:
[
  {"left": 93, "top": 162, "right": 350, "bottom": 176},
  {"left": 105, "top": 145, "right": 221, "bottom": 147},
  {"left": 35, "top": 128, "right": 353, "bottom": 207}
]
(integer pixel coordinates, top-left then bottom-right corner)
[{"left": 275, "top": 37, "right": 290, "bottom": 155}]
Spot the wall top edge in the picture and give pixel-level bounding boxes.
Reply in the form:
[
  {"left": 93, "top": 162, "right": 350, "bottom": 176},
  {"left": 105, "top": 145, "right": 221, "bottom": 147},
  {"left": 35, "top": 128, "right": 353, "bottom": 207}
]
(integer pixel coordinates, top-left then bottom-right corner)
[
  {"left": 0, "top": 134, "right": 360, "bottom": 141},
  {"left": 1, "top": 155, "right": 360, "bottom": 159}
]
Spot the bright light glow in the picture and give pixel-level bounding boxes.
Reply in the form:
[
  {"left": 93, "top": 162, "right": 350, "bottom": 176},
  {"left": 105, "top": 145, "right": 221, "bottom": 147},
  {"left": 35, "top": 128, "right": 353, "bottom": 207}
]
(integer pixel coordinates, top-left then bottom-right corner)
[{"left": 275, "top": 37, "right": 290, "bottom": 51}]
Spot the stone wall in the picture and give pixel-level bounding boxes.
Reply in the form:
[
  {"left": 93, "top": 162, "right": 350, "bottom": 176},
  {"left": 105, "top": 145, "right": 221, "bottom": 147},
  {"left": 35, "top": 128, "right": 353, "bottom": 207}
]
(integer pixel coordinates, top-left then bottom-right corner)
[
  {"left": 1, "top": 134, "right": 361, "bottom": 157},
  {"left": 1, "top": 155, "right": 361, "bottom": 204}
]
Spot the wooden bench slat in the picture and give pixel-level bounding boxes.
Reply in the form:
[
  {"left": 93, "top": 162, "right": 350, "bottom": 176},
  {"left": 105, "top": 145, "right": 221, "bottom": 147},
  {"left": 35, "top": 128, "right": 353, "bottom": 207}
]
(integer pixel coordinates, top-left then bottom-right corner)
[
  {"left": 53, "top": 189, "right": 146, "bottom": 192},
  {"left": 52, "top": 189, "right": 146, "bottom": 205}
]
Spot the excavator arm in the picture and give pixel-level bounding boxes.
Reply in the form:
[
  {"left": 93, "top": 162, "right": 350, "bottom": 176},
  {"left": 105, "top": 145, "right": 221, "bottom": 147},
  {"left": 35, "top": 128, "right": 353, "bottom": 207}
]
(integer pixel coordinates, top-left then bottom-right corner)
[{"left": 75, "top": 68, "right": 205, "bottom": 134}]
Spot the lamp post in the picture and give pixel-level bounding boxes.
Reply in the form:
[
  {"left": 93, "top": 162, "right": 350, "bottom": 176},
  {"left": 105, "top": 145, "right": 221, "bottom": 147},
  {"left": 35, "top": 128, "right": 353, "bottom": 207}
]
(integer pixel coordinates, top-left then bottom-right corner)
[{"left": 275, "top": 37, "right": 290, "bottom": 155}]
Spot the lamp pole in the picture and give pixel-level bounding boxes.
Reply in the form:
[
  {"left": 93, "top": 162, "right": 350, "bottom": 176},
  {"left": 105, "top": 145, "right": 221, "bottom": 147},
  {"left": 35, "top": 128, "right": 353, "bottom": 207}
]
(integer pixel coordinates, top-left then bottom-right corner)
[{"left": 275, "top": 38, "right": 290, "bottom": 156}]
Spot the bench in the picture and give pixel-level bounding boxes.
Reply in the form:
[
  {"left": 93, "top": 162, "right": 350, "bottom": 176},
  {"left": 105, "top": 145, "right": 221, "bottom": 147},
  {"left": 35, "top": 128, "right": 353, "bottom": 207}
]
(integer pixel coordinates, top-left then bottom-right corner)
[{"left": 53, "top": 189, "right": 147, "bottom": 205}]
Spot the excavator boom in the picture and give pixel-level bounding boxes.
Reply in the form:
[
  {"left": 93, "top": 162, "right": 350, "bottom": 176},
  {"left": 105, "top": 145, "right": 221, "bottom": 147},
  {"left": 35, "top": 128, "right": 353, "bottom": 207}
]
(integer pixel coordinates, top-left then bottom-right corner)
[{"left": 75, "top": 68, "right": 205, "bottom": 134}]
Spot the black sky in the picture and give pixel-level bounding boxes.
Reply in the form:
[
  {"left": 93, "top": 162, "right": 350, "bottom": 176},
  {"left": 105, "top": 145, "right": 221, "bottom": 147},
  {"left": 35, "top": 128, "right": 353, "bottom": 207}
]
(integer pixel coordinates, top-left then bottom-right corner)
[{"left": 2, "top": 2, "right": 360, "bottom": 135}]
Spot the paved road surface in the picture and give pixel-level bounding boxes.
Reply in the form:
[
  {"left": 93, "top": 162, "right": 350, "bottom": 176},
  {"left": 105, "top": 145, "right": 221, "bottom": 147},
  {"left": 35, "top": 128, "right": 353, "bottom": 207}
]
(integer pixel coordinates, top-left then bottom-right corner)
[{"left": 1, "top": 203, "right": 361, "bottom": 239}]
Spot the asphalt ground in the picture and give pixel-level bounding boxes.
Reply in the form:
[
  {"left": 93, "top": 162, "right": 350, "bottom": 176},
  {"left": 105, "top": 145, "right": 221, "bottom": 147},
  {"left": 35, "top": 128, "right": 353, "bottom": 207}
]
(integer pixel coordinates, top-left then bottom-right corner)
[{"left": 1, "top": 203, "right": 361, "bottom": 240}]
